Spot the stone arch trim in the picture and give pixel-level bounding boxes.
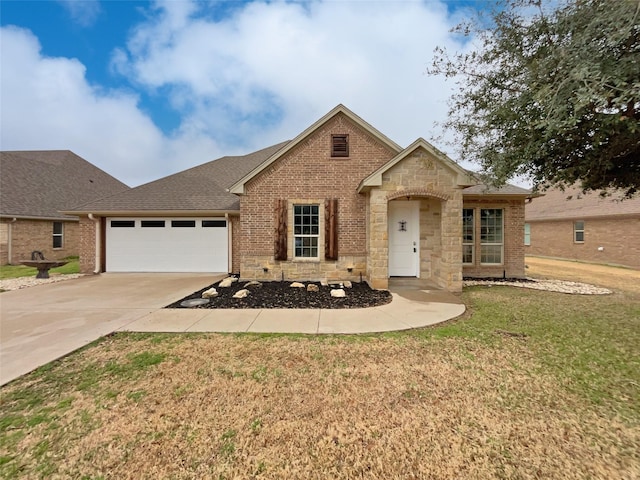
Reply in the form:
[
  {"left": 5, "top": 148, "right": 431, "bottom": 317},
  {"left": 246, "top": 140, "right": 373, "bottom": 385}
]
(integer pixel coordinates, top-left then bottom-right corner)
[{"left": 386, "top": 188, "right": 451, "bottom": 202}]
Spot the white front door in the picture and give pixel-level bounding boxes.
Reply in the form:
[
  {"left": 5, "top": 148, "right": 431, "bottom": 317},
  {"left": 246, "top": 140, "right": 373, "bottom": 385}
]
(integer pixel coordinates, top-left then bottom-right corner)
[{"left": 388, "top": 201, "right": 420, "bottom": 277}]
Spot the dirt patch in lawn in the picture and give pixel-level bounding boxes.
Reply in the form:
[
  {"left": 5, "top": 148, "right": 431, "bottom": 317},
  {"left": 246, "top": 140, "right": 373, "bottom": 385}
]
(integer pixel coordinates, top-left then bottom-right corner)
[
  {"left": 2, "top": 333, "right": 637, "bottom": 480},
  {"left": 166, "top": 279, "right": 392, "bottom": 309},
  {"left": 526, "top": 256, "right": 640, "bottom": 294}
]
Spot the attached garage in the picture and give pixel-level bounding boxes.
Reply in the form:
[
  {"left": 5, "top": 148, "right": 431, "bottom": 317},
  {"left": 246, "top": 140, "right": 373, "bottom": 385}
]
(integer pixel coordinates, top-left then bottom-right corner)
[{"left": 106, "top": 218, "right": 228, "bottom": 273}]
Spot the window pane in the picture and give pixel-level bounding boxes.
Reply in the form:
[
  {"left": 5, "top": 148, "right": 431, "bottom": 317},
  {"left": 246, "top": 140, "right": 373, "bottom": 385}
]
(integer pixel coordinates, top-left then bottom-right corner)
[
  {"left": 575, "top": 231, "right": 584, "bottom": 242},
  {"left": 141, "top": 220, "right": 165, "bottom": 228},
  {"left": 111, "top": 220, "right": 135, "bottom": 228},
  {"left": 294, "top": 204, "right": 320, "bottom": 258},
  {"left": 171, "top": 220, "right": 196, "bottom": 227},
  {"left": 481, "top": 245, "right": 502, "bottom": 264},
  {"left": 202, "top": 220, "right": 226, "bottom": 227},
  {"left": 462, "top": 209, "right": 474, "bottom": 243},
  {"left": 53, "top": 222, "right": 63, "bottom": 235},
  {"left": 463, "top": 245, "right": 474, "bottom": 264},
  {"left": 481, "top": 209, "right": 503, "bottom": 243},
  {"left": 524, "top": 223, "right": 531, "bottom": 246},
  {"left": 53, "top": 235, "right": 62, "bottom": 248}
]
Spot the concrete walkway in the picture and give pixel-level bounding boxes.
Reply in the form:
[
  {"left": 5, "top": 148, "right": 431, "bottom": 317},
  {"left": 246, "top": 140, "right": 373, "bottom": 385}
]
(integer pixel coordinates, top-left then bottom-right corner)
[{"left": 0, "top": 274, "right": 464, "bottom": 385}]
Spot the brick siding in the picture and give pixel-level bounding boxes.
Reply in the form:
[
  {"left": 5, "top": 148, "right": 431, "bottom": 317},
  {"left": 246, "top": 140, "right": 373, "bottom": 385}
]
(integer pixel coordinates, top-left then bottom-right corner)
[
  {"left": 0, "top": 218, "right": 79, "bottom": 265},
  {"left": 239, "top": 112, "right": 397, "bottom": 282},
  {"left": 527, "top": 216, "right": 640, "bottom": 269}
]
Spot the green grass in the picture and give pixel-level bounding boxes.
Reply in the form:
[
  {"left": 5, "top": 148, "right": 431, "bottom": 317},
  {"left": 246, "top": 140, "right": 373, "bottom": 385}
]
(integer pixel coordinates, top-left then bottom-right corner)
[
  {"left": 0, "top": 285, "right": 638, "bottom": 478},
  {"left": 0, "top": 256, "right": 79, "bottom": 279}
]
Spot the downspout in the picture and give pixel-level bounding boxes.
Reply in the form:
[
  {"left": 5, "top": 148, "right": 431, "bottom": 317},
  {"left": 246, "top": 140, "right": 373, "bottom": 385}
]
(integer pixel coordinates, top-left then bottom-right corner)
[
  {"left": 8, "top": 218, "right": 17, "bottom": 264},
  {"left": 225, "top": 213, "right": 232, "bottom": 274},
  {"left": 88, "top": 214, "right": 101, "bottom": 274}
]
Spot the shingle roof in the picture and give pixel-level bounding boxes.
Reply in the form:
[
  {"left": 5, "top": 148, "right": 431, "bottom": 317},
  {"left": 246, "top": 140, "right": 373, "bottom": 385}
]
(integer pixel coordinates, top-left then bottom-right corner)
[
  {"left": 526, "top": 185, "right": 640, "bottom": 221},
  {"left": 70, "top": 141, "right": 290, "bottom": 214},
  {"left": 0, "top": 150, "right": 130, "bottom": 220},
  {"left": 463, "top": 183, "right": 534, "bottom": 196}
]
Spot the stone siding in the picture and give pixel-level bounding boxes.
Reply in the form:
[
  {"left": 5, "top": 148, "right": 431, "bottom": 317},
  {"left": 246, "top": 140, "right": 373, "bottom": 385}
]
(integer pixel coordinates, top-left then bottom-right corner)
[
  {"left": 462, "top": 198, "right": 526, "bottom": 278},
  {"left": 527, "top": 216, "right": 640, "bottom": 269},
  {"left": 0, "top": 218, "right": 79, "bottom": 265},
  {"left": 368, "top": 149, "right": 464, "bottom": 291},
  {"left": 239, "top": 112, "right": 397, "bottom": 282}
]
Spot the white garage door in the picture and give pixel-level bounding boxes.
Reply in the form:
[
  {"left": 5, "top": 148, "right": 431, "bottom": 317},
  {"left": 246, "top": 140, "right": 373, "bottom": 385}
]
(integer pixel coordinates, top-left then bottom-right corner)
[{"left": 106, "top": 218, "right": 228, "bottom": 272}]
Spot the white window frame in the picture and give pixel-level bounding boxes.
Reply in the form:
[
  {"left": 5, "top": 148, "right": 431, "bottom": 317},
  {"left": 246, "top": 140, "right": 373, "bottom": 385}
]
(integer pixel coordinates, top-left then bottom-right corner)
[
  {"left": 293, "top": 204, "right": 320, "bottom": 259},
  {"left": 53, "top": 221, "right": 63, "bottom": 249},
  {"left": 480, "top": 209, "right": 504, "bottom": 265},
  {"left": 462, "top": 208, "right": 475, "bottom": 265},
  {"left": 574, "top": 221, "right": 585, "bottom": 243},
  {"left": 524, "top": 223, "right": 531, "bottom": 246}
]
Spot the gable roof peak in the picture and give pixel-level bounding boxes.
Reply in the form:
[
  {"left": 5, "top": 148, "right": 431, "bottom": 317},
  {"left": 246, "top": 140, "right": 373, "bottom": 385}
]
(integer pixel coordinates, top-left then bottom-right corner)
[{"left": 229, "top": 104, "right": 403, "bottom": 194}]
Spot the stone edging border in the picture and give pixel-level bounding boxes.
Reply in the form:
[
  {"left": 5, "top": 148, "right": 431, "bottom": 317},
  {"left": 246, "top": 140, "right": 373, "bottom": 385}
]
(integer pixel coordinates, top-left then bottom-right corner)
[{"left": 463, "top": 278, "right": 612, "bottom": 295}]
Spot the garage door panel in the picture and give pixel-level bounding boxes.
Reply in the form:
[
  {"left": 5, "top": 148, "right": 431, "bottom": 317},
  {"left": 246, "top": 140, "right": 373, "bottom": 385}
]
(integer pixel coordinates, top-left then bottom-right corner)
[{"left": 106, "top": 218, "right": 228, "bottom": 272}]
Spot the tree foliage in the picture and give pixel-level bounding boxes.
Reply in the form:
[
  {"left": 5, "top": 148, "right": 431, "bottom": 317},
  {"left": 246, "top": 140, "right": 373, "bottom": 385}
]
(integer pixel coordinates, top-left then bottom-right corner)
[{"left": 429, "top": 0, "right": 640, "bottom": 196}]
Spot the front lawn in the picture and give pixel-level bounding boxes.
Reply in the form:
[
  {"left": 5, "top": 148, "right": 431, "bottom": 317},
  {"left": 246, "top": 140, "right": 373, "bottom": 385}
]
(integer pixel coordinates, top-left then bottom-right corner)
[
  {"left": 1, "top": 282, "right": 638, "bottom": 479},
  {"left": 0, "top": 257, "right": 79, "bottom": 279}
]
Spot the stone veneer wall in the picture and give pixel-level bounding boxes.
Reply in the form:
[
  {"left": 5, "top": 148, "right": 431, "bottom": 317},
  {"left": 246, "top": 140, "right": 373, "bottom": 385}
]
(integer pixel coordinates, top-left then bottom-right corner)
[
  {"left": 238, "top": 112, "right": 397, "bottom": 282},
  {"left": 527, "top": 216, "right": 640, "bottom": 269},
  {"left": 367, "top": 149, "right": 464, "bottom": 292},
  {"left": 0, "top": 218, "right": 79, "bottom": 265},
  {"left": 462, "top": 198, "right": 526, "bottom": 278}
]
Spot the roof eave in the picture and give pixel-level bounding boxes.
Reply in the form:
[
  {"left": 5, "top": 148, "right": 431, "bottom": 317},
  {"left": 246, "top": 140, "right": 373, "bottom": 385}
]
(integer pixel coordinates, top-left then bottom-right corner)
[
  {"left": 61, "top": 209, "right": 239, "bottom": 217},
  {"left": 357, "top": 138, "right": 478, "bottom": 193}
]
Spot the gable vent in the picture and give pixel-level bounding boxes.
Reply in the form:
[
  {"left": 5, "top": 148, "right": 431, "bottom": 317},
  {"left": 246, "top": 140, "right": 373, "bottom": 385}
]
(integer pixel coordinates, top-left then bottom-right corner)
[{"left": 331, "top": 134, "right": 349, "bottom": 157}]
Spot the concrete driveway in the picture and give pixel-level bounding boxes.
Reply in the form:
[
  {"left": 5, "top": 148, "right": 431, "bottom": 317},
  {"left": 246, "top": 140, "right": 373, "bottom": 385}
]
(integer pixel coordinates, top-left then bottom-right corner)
[{"left": 0, "top": 273, "right": 223, "bottom": 385}]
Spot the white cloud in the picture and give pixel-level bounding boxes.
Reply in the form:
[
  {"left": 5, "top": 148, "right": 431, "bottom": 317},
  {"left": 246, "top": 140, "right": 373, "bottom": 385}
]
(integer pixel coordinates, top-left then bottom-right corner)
[
  {"left": 0, "top": 26, "right": 221, "bottom": 186},
  {"left": 58, "top": 0, "right": 102, "bottom": 27},
  {"left": 2, "top": 1, "right": 498, "bottom": 187},
  {"left": 113, "top": 0, "right": 473, "bottom": 158}
]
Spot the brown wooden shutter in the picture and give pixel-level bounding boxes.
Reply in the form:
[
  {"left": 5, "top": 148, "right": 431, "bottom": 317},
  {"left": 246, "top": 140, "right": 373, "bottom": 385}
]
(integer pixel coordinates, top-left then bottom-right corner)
[
  {"left": 274, "top": 199, "right": 287, "bottom": 261},
  {"left": 325, "top": 198, "right": 338, "bottom": 260}
]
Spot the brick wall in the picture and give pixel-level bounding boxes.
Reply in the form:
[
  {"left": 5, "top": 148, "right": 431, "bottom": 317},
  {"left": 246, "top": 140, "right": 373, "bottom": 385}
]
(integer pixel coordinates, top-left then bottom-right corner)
[
  {"left": 78, "top": 216, "right": 98, "bottom": 274},
  {"left": 527, "top": 216, "right": 640, "bottom": 269},
  {"left": 0, "top": 218, "right": 79, "bottom": 265},
  {"left": 239, "top": 112, "right": 397, "bottom": 282},
  {"left": 462, "top": 198, "right": 526, "bottom": 278}
]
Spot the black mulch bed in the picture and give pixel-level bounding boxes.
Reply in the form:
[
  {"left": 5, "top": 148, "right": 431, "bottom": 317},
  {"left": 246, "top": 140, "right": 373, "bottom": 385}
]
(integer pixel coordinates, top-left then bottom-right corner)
[{"left": 166, "top": 278, "right": 393, "bottom": 309}]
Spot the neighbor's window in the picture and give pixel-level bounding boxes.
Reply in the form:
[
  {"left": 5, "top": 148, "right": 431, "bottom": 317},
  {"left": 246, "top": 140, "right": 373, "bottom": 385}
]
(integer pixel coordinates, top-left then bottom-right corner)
[
  {"left": 480, "top": 209, "right": 503, "bottom": 264},
  {"left": 53, "top": 222, "right": 63, "bottom": 249},
  {"left": 331, "top": 134, "right": 349, "bottom": 157},
  {"left": 574, "top": 221, "right": 585, "bottom": 243},
  {"left": 294, "top": 204, "right": 319, "bottom": 258},
  {"left": 524, "top": 223, "right": 531, "bottom": 246},
  {"left": 462, "top": 208, "right": 474, "bottom": 264}
]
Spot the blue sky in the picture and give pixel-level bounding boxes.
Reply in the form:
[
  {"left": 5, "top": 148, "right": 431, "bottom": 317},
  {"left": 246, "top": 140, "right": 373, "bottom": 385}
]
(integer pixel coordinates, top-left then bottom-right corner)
[{"left": 1, "top": 0, "right": 485, "bottom": 187}]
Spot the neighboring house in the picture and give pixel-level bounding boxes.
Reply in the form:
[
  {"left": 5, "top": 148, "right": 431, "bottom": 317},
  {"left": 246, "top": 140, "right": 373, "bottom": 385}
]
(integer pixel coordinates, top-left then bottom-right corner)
[
  {"left": 67, "top": 105, "right": 534, "bottom": 292},
  {"left": 0, "top": 151, "right": 129, "bottom": 265},
  {"left": 525, "top": 185, "right": 640, "bottom": 269}
]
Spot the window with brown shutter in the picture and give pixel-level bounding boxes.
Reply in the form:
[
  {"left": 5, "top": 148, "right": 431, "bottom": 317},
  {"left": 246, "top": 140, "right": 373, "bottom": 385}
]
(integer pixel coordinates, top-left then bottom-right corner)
[{"left": 331, "top": 134, "right": 349, "bottom": 157}]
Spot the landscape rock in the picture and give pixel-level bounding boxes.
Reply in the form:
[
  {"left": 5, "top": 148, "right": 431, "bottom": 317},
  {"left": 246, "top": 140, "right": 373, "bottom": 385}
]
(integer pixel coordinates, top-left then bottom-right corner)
[
  {"left": 202, "top": 287, "right": 218, "bottom": 298},
  {"left": 232, "top": 289, "right": 249, "bottom": 299},
  {"left": 320, "top": 280, "right": 328, "bottom": 287},
  {"left": 330, "top": 288, "right": 346, "bottom": 298},
  {"left": 244, "top": 281, "right": 263, "bottom": 288},
  {"left": 306, "top": 284, "right": 319, "bottom": 292},
  {"left": 219, "top": 278, "right": 234, "bottom": 288},
  {"left": 290, "top": 282, "right": 305, "bottom": 288},
  {"left": 343, "top": 281, "right": 352, "bottom": 288}
]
